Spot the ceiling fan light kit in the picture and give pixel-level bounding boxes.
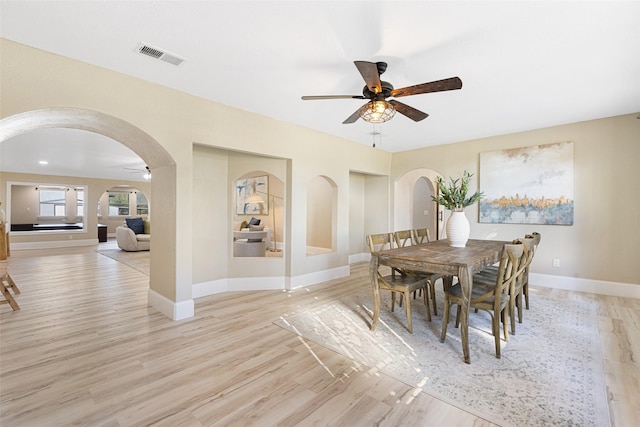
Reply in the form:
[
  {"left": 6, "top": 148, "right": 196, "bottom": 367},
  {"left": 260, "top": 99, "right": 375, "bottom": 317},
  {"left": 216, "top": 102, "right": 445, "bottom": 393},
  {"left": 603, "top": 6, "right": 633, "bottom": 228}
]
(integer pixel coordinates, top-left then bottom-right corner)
[
  {"left": 359, "top": 100, "right": 395, "bottom": 123},
  {"left": 302, "top": 60, "right": 462, "bottom": 125}
]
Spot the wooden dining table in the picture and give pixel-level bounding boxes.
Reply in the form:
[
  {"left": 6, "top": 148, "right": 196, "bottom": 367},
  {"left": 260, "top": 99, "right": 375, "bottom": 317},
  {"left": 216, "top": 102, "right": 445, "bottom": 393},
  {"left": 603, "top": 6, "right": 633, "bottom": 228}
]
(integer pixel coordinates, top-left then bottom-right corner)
[{"left": 369, "top": 238, "right": 507, "bottom": 364}]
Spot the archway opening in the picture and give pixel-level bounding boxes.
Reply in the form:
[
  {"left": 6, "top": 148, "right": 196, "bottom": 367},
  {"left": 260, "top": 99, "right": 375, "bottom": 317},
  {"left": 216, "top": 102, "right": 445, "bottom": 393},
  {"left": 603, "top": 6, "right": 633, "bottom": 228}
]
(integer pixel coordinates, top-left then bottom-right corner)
[{"left": 0, "top": 108, "right": 182, "bottom": 318}]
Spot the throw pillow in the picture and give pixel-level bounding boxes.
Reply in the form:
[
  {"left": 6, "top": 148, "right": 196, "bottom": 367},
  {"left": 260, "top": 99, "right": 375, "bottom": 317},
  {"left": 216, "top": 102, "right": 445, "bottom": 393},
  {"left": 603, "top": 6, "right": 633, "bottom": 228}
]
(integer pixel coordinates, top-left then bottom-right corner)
[
  {"left": 240, "top": 220, "right": 249, "bottom": 229},
  {"left": 143, "top": 220, "right": 151, "bottom": 234},
  {"left": 249, "top": 224, "right": 264, "bottom": 231},
  {"left": 125, "top": 217, "right": 144, "bottom": 235},
  {"left": 249, "top": 217, "right": 261, "bottom": 226}
]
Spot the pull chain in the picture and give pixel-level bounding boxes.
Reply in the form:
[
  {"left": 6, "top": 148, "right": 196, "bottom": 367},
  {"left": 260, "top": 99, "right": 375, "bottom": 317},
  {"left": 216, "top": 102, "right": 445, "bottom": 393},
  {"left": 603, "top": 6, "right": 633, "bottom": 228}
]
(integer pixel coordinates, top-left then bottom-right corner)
[{"left": 371, "top": 124, "right": 381, "bottom": 148}]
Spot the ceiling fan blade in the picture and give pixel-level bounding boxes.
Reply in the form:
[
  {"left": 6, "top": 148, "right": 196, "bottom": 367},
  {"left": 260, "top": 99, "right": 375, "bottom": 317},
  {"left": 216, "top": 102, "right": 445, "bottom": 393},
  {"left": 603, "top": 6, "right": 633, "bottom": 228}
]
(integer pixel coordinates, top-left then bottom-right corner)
[
  {"left": 342, "top": 108, "right": 362, "bottom": 124},
  {"left": 301, "top": 95, "right": 366, "bottom": 100},
  {"left": 388, "top": 100, "right": 429, "bottom": 122},
  {"left": 354, "top": 61, "right": 382, "bottom": 94},
  {"left": 390, "top": 77, "right": 463, "bottom": 98}
]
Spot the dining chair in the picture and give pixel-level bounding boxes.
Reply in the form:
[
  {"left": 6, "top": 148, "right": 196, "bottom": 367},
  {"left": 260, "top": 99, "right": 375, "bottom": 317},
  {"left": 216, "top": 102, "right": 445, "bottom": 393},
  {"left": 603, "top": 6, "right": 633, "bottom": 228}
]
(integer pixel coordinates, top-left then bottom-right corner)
[
  {"left": 511, "top": 237, "right": 534, "bottom": 330},
  {"left": 440, "top": 242, "right": 524, "bottom": 358},
  {"left": 394, "top": 229, "right": 443, "bottom": 315},
  {"left": 522, "top": 232, "right": 541, "bottom": 310},
  {"left": 1, "top": 261, "right": 20, "bottom": 311},
  {"left": 479, "top": 231, "right": 541, "bottom": 313},
  {"left": 366, "top": 233, "right": 431, "bottom": 333},
  {"left": 411, "top": 227, "right": 431, "bottom": 245},
  {"left": 475, "top": 238, "right": 532, "bottom": 334}
]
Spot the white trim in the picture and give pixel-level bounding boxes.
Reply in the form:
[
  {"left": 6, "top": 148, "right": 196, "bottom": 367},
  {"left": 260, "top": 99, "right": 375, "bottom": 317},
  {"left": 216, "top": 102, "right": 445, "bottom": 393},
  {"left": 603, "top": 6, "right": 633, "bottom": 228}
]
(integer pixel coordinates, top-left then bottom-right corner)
[
  {"left": 192, "top": 278, "right": 228, "bottom": 298},
  {"left": 530, "top": 273, "right": 640, "bottom": 299},
  {"left": 192, "top": 266, "right": 351, "bottom": 298},
  {"left": 192, "top": 276, "right": 285, "bottom": 298},
  {"left": 228, "top": 276, "right": 286, "bottom": 291},
  {"left": 11, "top": 239, "right": 98, "bottom": 250},
  {"left": 147, "top": 289, "right": 194, "bottom": 320},
  {"left": 289, "top": 265, "right": 350, "bottom": 290},
  {"left": 349, "top": 252, "right": 370, "bottom": 264}
]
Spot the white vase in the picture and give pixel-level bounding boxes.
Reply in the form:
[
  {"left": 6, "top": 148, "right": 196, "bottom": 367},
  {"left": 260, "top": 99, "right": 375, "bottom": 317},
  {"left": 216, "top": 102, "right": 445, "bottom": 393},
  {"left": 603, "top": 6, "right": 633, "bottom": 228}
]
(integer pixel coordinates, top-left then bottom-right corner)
[{"left": 446, "top": 211, "right": 470, "bottom": 247}]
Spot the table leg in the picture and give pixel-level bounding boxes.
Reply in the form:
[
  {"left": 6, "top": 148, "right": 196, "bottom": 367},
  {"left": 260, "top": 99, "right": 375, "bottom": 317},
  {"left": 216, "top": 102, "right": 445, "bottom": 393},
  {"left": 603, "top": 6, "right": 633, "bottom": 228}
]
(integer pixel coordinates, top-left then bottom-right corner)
[
  {"left": 369, "top": 255, "right": 381, "bottom": 331},
  {"left": 458, "top": 266, "right": 473, "bottom": 364}
]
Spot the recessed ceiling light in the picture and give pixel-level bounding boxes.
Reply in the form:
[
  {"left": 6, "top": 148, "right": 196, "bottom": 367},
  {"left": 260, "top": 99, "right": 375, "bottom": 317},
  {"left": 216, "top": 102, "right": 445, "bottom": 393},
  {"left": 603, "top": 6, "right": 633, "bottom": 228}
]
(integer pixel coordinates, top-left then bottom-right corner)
[{"left": 38, "top": 160, "right": 48, "bottom": 165}]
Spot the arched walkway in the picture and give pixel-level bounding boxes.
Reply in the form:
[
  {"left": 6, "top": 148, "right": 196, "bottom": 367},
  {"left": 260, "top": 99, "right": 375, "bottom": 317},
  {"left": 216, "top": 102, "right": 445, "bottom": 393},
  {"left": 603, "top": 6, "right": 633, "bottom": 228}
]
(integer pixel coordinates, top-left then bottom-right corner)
[
  {"left": 0, "top": 108, "right": 187, "bottom": 319},
  {"left": 394, "top": 168, "right": 444, "bottom": 239}
]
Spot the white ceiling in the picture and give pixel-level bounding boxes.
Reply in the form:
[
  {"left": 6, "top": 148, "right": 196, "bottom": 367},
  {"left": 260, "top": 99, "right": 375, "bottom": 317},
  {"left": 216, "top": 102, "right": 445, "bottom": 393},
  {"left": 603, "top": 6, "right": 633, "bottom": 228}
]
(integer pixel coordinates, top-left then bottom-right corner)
[{"left": 1, "top": 1, "right": 639, "bottom": 181}]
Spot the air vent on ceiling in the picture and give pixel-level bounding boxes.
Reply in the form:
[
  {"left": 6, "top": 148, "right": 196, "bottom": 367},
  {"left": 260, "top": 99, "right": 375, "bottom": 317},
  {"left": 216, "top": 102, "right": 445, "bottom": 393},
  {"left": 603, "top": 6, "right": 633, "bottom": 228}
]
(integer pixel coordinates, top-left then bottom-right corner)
[{"left": 136, "top": 43, "right": 185, "bottom": 66}]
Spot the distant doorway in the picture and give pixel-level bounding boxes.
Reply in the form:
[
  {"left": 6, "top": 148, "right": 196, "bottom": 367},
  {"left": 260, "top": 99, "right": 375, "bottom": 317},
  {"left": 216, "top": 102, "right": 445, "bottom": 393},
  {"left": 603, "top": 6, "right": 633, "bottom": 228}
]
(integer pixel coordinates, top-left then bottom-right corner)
[
  {"left": 394, "top": 168, "right": 443, "bottom": 240},
  {"left": 412, "top": 177, "right": 438, "bottom": 240}
]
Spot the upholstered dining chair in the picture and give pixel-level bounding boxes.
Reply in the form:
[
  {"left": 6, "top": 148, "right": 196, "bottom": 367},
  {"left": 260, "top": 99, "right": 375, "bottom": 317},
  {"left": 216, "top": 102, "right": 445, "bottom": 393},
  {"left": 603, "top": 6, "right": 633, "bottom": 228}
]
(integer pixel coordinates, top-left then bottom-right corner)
[
  {"left": 440, "top": 242, "right": 524, "bottom": 358},
  {"left": 393, "top": 229, "right": 443, "bottom": 315},
  {"left": 366, "top": 233, "right": 432, "bottom": 333}
]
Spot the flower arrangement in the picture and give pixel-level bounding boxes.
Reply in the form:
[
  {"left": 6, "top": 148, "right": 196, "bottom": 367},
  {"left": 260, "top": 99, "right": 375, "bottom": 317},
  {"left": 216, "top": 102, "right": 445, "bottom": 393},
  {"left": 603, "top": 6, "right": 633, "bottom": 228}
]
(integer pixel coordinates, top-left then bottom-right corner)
[{"left": 431, "top": 170, "right": 484, "bottom": 212}]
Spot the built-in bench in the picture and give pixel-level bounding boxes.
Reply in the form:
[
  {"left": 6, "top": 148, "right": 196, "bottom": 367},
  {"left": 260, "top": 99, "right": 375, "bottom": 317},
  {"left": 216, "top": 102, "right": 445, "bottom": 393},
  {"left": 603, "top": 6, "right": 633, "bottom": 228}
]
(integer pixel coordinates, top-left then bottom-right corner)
[{"left": 11, "top": 223, "right": 84, "bottom": 231}]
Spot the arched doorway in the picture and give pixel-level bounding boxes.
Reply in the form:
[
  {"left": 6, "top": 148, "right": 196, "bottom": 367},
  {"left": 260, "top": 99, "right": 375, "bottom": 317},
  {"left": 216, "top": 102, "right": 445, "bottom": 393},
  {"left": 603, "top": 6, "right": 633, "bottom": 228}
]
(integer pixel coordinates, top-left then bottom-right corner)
[
  {"left": 394, "top": 168, "right": 444, "bottom": 240},
  {"left": 412, "top": 176, "right": 438, "bottom": 240},
  {"left": 0, "top": 108, "right": 185, "bottom": 319}
]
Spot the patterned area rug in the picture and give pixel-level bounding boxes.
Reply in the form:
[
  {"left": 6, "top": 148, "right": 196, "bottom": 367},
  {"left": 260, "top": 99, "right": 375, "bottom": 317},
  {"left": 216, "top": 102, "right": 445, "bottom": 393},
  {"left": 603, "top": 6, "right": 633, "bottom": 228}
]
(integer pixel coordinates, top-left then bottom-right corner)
[
  {"left": 97, "top": 248, "right": 150, "bottom": 276},
  {"left": 274, "top": 290, "right": 610, "bottom": 427}
]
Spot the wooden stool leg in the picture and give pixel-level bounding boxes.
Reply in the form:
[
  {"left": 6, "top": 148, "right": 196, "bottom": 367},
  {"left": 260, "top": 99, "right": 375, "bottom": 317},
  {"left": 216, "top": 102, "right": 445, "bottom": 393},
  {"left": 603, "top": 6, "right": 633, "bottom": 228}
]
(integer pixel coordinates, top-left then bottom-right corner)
[
  {"left": 1, "top": 280, "right": 20, "bottom": 311},
  {"left": 3, "top": 273, "right": 20, "bottom": 295}
]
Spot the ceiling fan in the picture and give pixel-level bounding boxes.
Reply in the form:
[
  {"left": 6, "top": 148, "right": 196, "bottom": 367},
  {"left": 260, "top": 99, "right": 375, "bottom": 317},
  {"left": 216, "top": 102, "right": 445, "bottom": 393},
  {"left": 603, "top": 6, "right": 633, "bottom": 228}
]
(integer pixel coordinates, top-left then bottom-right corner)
[
  {"left": 301, "top": 61, "right": 462, "bottom": 124},
  {"left": 124, "top": 165, "right": 151, "bottom": 180}
]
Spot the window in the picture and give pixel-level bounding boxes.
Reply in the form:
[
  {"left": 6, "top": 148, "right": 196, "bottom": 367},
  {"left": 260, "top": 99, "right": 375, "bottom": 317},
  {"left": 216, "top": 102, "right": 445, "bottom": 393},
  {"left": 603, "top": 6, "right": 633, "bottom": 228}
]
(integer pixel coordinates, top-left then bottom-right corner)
[
  {"left": 76, "top": 188, "right": 84, "bottom": 216},
  {"left": 109, "top": 191, "right": 130, "bottom": 216},
  {"left": 136, "top": 192, "right": 148, "bottom": 215},
  {"left": 39, "top": 188, "right": 66, "bottom": 217}
]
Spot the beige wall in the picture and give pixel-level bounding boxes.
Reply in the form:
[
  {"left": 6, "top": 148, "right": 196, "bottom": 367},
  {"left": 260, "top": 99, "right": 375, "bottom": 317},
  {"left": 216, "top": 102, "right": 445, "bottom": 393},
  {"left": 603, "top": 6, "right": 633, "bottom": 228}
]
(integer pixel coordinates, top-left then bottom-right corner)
[
  {"left": 349, "top": 173, "right": 366, "bottom": 257},
  {"left": 391, "top": 113, "right": 640, "bottom": 286},
  {"left": 306, "top": 176, "right": 334, "bottom": 250}
]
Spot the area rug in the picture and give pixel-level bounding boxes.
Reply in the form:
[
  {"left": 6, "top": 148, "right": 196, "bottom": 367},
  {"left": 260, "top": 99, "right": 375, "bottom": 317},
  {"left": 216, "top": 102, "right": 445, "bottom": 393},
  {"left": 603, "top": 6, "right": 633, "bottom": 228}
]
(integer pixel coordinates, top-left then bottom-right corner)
[
  {"left": 274, "top": 290, "right": 610, "bottom": 427},
  {"left": 97, "top": 248, "right": 150, "bottom": 276}
]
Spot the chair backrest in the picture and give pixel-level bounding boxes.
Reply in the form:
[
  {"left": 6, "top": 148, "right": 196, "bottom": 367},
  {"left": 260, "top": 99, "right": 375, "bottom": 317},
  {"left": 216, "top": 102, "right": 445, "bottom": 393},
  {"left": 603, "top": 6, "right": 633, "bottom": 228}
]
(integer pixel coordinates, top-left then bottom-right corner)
[
  {"left": 393, "top": 230, "right": 413, "bottom": 248},
  {"left": 513, "top": 237, "right": 535, "bottom": 284},
  {"left": 525, "top": 232, "right": 541, "bottom": 252},
  {"left": 366, "top": 233, "right": 394, "bottom": 253},
  {"left": 411, "top": 228, "right": 432, "bottom": 245},
  {"left": 493, "top": 242, "right": 525, "bottom": 299}
]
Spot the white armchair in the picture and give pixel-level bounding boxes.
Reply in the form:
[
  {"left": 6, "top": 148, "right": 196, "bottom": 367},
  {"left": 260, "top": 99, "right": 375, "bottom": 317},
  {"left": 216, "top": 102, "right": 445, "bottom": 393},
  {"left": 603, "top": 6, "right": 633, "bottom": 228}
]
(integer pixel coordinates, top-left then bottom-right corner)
[{"left": 116, "top": 225, "right": 150, "bottom": 251}]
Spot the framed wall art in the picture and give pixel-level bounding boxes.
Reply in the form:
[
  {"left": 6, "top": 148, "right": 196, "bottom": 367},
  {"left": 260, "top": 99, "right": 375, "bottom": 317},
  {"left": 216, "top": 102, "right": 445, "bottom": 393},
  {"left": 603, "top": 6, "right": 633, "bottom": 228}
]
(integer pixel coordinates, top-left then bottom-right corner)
[
  {"left": 479, "top": 141, "right": 574, "bottom": 225},
  {"left": 235, "top": 175, "right": 268, "bottom": 215}
]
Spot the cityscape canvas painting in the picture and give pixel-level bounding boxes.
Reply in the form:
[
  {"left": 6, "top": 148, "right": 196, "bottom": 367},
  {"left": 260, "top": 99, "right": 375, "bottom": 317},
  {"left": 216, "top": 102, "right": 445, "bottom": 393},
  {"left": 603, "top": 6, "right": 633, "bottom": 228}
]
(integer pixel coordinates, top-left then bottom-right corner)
[{"left": 479, "top": 141, "right": 574, "bottom": 225}]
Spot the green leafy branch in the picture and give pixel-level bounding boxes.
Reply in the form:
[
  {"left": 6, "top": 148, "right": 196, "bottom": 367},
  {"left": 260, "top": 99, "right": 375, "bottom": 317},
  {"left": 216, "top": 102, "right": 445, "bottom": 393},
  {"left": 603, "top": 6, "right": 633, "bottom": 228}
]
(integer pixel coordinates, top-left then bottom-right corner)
[{"left": 431, "top": 170, "right": 484, "bottom": 212}]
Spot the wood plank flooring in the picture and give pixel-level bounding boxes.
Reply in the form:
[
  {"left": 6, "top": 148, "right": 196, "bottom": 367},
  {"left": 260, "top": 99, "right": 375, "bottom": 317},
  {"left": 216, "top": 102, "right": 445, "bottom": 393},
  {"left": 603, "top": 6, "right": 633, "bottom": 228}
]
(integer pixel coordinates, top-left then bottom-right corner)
[{"left": 1, "top": 244, "right": 638, "bottom": 426}]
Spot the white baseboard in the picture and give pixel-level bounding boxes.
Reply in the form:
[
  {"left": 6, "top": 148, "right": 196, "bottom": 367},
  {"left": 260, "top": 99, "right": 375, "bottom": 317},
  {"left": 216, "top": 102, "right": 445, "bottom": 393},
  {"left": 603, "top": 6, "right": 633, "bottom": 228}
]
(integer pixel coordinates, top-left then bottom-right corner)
[
  {"left": 228, "top": 276, "right": 286, "bottom": 291},
  {"left": 11, "top": 239, "right": 98, "bottom": 250},
  {"left": 148, "top": 289, "right": 194, "bottom": 321},
  {"left": 192, "top": 279, "right": 229, "bottom": 298},
  {"left": 193, "top": 276, "right": 286, "bottom": 298},
  {"left": 530, "top": 273, "right": 640, "bottom": 299},
  {"left": 349, "top": 252, "right": 370, "bottom": 264},
  {"left": 192, "top": 266, "right": 350, "bottom": 299},
  {"left": 289, "top": 265, "right": 350, "bottom": 290}
]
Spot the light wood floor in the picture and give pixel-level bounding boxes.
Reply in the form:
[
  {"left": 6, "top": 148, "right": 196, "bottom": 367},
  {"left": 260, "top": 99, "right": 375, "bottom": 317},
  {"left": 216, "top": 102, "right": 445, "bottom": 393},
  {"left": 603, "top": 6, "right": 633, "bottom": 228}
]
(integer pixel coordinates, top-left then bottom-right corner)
[{"left": 1, "top": 244, "right": 638, "bottom": 426}]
